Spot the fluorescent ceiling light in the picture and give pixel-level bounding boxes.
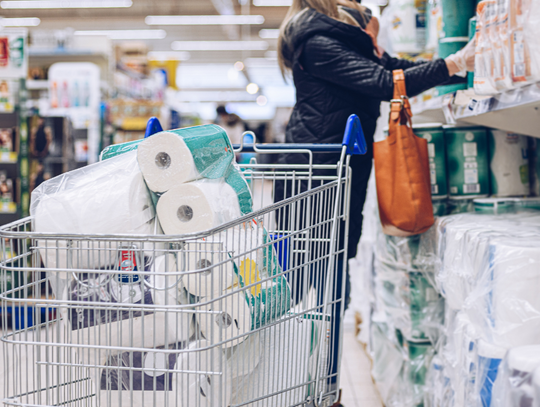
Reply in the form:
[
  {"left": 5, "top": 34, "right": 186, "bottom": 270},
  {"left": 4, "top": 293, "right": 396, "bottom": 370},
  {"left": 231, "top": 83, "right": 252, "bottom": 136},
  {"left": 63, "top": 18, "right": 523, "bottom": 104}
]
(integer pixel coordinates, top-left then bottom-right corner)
[
  {"left": 0, "top": 17, "right": 40, "bottom": 26},
  {"left": 148, "top": 51, "right": 191, "bottom": 61},
  {"left": 1, "top": 0, "right": 132, "bottom": 8},
  {"left": 259, "top": 29, "right": 279, "bottom": 39},
  {"left": 253, "top": 0, "right": 292, "bottom": 6},
  {"left": 172, "top": 41, "right": 268, "bottom": 51},
  {"left": 74, "top": 29, "right": 166, "bottom": 40},
  {"left": 145, "top": 15, "right": 264, "bottom": 25}
]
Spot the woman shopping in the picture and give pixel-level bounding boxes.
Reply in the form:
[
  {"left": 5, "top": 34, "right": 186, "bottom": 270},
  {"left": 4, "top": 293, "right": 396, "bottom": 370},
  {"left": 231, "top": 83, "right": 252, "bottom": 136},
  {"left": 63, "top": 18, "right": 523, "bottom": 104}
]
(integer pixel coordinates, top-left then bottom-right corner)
[{"left": 274, "top": 1, "right": 475, "bottom": 405}]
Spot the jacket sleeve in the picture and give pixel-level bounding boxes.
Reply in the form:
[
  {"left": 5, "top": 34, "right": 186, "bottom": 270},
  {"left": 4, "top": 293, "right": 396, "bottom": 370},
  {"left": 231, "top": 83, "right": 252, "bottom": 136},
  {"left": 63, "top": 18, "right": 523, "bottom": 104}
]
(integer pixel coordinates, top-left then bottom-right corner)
[
  {"left": 380, "top": 52, "right": 428, "bottom": 70},
  {"left": 301, "top": 35, "right": 450, "bottom": 100}
]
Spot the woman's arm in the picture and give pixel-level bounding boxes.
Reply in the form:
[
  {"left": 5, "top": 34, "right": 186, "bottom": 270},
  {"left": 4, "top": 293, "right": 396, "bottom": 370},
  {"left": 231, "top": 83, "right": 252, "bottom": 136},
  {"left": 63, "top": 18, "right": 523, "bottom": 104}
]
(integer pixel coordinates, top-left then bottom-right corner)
[{"left": 301, "top": 35, "right": 452, "bottom": 100}]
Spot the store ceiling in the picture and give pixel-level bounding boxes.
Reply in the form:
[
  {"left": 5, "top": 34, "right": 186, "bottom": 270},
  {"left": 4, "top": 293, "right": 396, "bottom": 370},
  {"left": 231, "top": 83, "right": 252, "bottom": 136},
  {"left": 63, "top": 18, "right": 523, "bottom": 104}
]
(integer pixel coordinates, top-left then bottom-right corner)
[{"left": 1, "top": 0, "right": 288, "bottom": 64}]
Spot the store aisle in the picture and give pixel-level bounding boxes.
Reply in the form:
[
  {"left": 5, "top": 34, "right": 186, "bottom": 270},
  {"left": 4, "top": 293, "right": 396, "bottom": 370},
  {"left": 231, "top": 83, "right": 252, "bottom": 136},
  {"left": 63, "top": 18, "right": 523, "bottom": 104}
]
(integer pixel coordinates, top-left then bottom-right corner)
[{"left": 339, "top": 327, "right": 383, "bottom": 407}]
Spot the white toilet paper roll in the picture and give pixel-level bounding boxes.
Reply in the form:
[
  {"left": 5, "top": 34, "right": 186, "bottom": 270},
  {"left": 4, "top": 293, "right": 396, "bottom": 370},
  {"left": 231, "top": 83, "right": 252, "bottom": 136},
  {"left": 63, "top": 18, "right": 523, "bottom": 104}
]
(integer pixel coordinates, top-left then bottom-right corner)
[
  {"left": 226, "top": 332, "right": 261, "bottom": 380},
  {"left": 31, "top": 151, "right": 159, "bottom": 271},
  {"left": 157, "top": 181, "right": 241, "bottom": 235},
  {"left": 182, "top": 241, "right": 237, "bottom": 298},
  {"left": 137, "top": 132, "right": 199, "bottom": 193},
  {"left": 175, "top": 340, "right": 231, "bottom": 407},
  {"left": 198, "top": 290, "right": 251, "bottom": 348}
]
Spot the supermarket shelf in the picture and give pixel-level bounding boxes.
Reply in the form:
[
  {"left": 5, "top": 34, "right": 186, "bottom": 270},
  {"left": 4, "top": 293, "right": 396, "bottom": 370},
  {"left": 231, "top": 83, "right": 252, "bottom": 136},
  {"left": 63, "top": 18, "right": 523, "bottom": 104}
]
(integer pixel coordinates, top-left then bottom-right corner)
[
  {"left": 0, "top": 152, "right": 18, "bottom": 164},
  {"left": 410, "top": 84, "right": 540, "bottom": 137},
  {"left": 454, "top": 84, "right": 540, "bottom": 137}
]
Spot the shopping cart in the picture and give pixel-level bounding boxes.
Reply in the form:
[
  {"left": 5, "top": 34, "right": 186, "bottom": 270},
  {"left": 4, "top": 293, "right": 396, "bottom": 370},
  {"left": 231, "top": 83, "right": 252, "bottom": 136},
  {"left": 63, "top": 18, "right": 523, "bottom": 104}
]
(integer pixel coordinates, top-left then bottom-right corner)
[{"left": 0, "top": 115, "right": 366, "bottom": 407}]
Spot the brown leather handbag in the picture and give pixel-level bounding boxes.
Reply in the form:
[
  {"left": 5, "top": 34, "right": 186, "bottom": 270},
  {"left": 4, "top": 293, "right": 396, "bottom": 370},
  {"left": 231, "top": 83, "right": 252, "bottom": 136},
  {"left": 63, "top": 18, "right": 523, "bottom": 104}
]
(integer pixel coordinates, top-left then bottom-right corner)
[{"left": 373, "top": 70, "right": 434, "bottom": 237}]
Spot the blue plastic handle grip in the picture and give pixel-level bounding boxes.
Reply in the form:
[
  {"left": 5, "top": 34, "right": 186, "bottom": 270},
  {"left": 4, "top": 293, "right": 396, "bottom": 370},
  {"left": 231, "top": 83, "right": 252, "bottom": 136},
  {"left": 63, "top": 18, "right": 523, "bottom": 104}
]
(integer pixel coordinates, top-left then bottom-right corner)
[
  {"left": 342, "top": 114, "right": 367, "bottom": 155},
  {"left": 144, "top": 117, "right": 163, "bottom": 139}
]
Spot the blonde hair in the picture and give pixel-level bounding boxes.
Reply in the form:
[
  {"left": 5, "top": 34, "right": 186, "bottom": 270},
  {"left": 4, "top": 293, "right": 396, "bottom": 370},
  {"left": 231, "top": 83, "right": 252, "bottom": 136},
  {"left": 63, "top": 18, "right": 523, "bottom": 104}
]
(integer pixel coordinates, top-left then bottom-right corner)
[{"left": 278, "top": 0, "right": 365, "bottom": 76}]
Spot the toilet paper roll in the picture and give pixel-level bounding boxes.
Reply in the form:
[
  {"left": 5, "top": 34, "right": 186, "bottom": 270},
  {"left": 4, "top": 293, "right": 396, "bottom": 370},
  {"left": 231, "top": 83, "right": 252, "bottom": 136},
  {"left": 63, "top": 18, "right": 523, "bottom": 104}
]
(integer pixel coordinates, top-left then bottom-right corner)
[
  {"left": 31, "top": 151, "right": 158, "bottom": 271},
  {"left": 198, "top": 290, "right": 252, "bottom": 348},
  {"left": 137, "top": 132, "right": 199, "bottom": 193},
  {"left": 175, "top": 340, "right": 231, "bottom": 407},
  {"left": 507, "top": 346, "right": 540, "bottom": 374},
  {"left": 150, "top": 254, "right": 191, "bottom": 306},
  {"left": 226, "top": 332, "right": 261, "bottom": 380},
  {"left": 182, "top": 241, "right": 237, "bottom": 298},
  {"left": 157, "top": 181, "right": 241, "bottom": 235}
]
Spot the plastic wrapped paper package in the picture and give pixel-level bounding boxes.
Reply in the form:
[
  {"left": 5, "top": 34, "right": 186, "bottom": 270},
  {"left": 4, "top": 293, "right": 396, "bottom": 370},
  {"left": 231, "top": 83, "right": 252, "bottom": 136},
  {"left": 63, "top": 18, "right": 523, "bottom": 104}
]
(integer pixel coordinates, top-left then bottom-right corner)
[
  {"left": 100, "top": 124, "right": 253, "bottom": 215},
  {"left": 491, "top": 345, "right": 540, "bottom": 407},
  {"left": 423, "top": 354, "right": 453, "bottom": 407},
  {"left": 231, "top": 316, "right": 318, "bottom": 407},
  {"left": 479, "top": 237, "right": 540, "bottom": 347},
  {"left": 31, "top": 151, "right": 160, "bottom": 273},
  {"left": 174, "top": 340, "right": 231, "bottom": 407},
  {"left": 494, "top": 0, "right": 513, "bottom": 90},
  {"left": 509, "top": 0, "right": 540, "bottom": 86},
  {"left": 475, "top": 340, "right": 507, "bottom": 407},
  {"left": 157, "top": 180, "right": 242, "bottom": 235},
  {"left": 475, "top": 1, "right": 499, "bottom": 95},
  {"left": 181, "top": 241, "right": 237, "bottom": 299},
  {"left": 489, "top": 130, "right": 530, "bottom": 197}
]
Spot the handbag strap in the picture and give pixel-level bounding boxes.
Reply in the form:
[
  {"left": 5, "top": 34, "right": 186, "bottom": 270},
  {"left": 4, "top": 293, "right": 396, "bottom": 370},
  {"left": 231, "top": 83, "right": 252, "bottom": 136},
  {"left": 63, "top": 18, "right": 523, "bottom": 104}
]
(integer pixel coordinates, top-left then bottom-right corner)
[{"left": 390, "top": 69, "right": 413, "bottom": 123}]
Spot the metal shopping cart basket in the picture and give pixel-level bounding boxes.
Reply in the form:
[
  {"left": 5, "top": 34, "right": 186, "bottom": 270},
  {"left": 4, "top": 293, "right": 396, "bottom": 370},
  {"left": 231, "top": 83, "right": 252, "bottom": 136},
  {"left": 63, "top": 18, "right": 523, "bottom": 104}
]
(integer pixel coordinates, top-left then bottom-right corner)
[{"left": 0, "top": 115, "right": 367, "bottom": 407}]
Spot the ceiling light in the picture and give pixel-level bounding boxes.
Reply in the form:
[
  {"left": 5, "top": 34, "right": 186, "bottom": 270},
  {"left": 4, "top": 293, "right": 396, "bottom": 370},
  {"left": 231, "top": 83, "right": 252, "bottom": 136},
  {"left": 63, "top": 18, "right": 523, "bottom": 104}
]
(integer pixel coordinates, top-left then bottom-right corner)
[
  {"left": 0, "top": 17, "right": 40, "bottom": 26},
  {"left": 147, "top": 51, "right": 191, "bottom": 61},
  {"left": 259, "top": 29, "right": 279, "bottom": 39},
  {"left": 256, "top": 95, "right": 267, "bottom": 106},
  {"left": 74, "top": 30, "right": 166, "bottom": 40},
  {"left": 246, "top": 83, "right": 259, "bottom": 94},
  {"left": 253, "top": 0, "right": 292, "bottom": 6},
  {"left": 145, "top": 15, "right": 264, "bottom": 25},
  {"left": 1, "top": 0, "right": 132, "bottom": 8},
  {"left": 171, "top": 41, "right": 269, "bottom": 51},
  {"left": 234, "top": 61, "right": 244, "bottom": 71}
]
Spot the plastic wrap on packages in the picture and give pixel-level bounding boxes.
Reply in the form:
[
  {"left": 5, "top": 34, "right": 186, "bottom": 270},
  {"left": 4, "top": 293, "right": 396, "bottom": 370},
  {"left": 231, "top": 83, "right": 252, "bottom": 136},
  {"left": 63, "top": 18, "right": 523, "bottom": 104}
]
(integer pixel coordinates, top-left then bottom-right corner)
[
  {"left": 231, "top": 315, "right": 324, "bottom": 406},
  {"left": 374, "top": 227, "right": 444, "bottom": 343},
  {"left": 369, "top": 314, "right": 436, "bottom": 407},
  {"left": 423, "top": 354, "right": 454, "bottom": 407},
  {"left": 31, "top": 151, "right": 161, "bottom": 272},
  {"left": 491, "top": 345, "right": 540, "bottom": 407}
]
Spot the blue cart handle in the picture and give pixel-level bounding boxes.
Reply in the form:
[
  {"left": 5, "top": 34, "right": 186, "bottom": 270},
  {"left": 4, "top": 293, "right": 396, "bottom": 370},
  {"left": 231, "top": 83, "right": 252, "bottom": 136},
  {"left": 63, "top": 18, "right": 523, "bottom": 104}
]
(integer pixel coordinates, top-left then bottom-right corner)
[{"left": 144, "top": 114, "right": 367, "bottom": 155}]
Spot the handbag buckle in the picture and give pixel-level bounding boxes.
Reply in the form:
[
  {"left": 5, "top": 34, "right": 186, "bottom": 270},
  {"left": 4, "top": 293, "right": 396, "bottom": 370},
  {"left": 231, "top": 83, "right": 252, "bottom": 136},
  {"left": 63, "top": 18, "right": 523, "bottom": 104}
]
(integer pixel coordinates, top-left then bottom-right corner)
[{"left": 390, "top": 99, "right": 404, "bottom": 106}]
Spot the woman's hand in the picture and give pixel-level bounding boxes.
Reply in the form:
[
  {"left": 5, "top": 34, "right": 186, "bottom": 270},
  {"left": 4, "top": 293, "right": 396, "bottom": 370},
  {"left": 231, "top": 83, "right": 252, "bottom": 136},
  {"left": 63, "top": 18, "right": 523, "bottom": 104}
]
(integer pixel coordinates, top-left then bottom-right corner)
[{"left": 445, "top": 39, "right": 476, "bottom": 77}]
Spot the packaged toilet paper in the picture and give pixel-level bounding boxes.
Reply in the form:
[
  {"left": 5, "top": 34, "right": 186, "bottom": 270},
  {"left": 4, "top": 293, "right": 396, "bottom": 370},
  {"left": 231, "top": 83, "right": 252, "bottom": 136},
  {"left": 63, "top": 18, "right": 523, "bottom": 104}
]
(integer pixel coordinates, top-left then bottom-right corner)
[
  {"left": 100, "top": 124, "right": 253, "bottom": 215},
  {"left": 157, "top": 180, "right": 242, "bottom": 235},
  {"left": 489, "top": 130, "right": 529, "bottom": 197},
  {"left": 31, "top": 151, "right": 159, "bottom": 272},
  {"left": 491, "top": 345, "right": 540, "bottom": 407}
]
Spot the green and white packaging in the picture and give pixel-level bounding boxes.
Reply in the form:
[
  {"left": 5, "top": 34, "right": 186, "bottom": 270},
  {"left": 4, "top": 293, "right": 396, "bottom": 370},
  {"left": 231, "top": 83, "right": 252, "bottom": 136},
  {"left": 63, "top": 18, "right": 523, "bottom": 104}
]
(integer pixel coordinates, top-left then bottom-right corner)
[
  {"left": 489, "top": 130, "right": 529, "bottom": 197},
  {"left": 444, "top": 126, "right": 490, "bottom": 197},
  {"left": 473, "top": 197, "right": 517, "bottom": 215},
  {"left": 414, "top": 123, "right": 448, "bottom": 198}
]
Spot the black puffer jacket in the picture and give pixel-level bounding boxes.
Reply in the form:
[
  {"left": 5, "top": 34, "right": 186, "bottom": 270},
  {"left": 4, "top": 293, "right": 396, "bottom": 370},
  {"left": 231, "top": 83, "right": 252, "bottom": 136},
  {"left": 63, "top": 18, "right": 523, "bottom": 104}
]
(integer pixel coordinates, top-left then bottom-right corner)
[{"left": 275, "top": 8, "right": 456, "bottom": 259}]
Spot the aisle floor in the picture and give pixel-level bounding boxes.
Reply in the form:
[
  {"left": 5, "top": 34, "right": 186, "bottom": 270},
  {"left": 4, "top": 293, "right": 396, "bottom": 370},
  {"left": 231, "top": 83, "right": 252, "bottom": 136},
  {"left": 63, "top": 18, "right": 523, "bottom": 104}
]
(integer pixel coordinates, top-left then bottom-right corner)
[{"left": 339, "top": 327, "right": 383, "bottom": 407}]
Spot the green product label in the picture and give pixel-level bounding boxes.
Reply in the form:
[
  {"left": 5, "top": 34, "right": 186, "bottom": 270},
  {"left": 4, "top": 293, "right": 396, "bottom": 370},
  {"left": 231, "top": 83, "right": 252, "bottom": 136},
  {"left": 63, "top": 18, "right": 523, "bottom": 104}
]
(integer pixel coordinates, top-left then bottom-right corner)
[
  {"left": 233, "top": 228, "right": 291, "bottom": 330},
  {"left": 415, "top": 127, "right": 447, "bottom": 197},
  {"left": 406, "top": 340, "right": 433, "bottom": 386},
  {"left": 100, "top": 124, "right": 253, "bottom": 214},
  {"left": 445, "top": 127, "right": 490, "bottom": 196},
  {"left": 409, "top": 272, "right": 443, "bottom": 341}
]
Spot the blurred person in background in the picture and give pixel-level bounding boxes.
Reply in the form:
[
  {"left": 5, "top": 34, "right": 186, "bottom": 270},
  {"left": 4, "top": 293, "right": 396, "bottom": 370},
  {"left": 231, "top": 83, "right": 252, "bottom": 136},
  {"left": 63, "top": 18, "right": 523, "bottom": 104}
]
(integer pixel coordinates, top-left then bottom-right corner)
[
  {"left": 29, "top": 117, "right": 52, "bottom": 192},
  {"left": 215, "top": 105, "right": 247, "bottom": 145},
  {"left": 274, "top": 0, "right": 474, "bottom": 405}
]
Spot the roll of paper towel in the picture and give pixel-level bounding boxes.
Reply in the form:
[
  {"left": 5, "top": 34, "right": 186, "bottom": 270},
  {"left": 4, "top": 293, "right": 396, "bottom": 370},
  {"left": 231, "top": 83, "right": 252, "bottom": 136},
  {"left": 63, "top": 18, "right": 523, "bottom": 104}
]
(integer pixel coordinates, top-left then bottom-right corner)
[
  {"left": 198, "top": 290, "right": 251, "bottom": 348},
  {"left": 174, "top": 340, "right": 231, "bottom": 407},
  {"left": 157, "top": 181, "right": 241, "bottom": 235},
  {"left": 137, "top": 132, "right": 199, "bottom": 193},
  {"left": 182, "top": 241, "right": 237, "bottom": 298},
  {"left": 31, "top": 151, "right": 158, "bottom": 271}
]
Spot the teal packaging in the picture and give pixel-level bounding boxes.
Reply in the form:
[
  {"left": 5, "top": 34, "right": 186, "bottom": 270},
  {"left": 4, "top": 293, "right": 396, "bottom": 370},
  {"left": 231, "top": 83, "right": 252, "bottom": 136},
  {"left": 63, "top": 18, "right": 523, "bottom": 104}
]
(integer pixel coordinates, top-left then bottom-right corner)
[{"left": 413, "top": 123, "right": 448, "bottom": 198}]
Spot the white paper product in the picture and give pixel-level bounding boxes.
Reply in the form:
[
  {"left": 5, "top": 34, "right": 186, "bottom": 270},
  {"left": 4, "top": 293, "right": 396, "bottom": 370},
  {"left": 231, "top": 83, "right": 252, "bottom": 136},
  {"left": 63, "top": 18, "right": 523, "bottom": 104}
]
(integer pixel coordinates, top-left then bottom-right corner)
[
  {"left": 489, "top": 130, "right": 530, "bottom": 197},
  {"left": 198, "top": 290, "right": 251, "bottom": 348},
  {"left": 484, "top": 237, "right": 540, "bottom": 347},
  {"left": 157, "top": 180, "right": 241, "bottom": 235},
  {"left": 137, "top": 132, "right": 199, "bottom": 193},
  {"left": 388, "top": 0, "right": 426, "bottom": 53},
  {"left": 231, "top": 316, "right": 313, "bottom": 407},
  {"left": 494, "top": 0, "right": 513, "bottom": 90},
  {"left": 534, "top": 366, "right": 540, "bottom": 407},
  {"left": 476, "top": 340, "right": 507, "bottom": 407},
  {"left": 475, "top": 1, "right": 499, "bottom": 95},
  {"left": 492, "top": 345, "right": 540, "bottom": 407},
  {"left": 226, "top": 331, "right": 261, "bottom": 380},
  {"left": 174, "top": 340, "right": 231, "bottom": 407},
  {"left": 31, "top": 151, "right": 158, "bottom": 271},
  {"left": 509, "top": 0, "right": 540, "bottom": 86},
  {"left": 182, "top": 241, "right": 237, "bottom": 298}
]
